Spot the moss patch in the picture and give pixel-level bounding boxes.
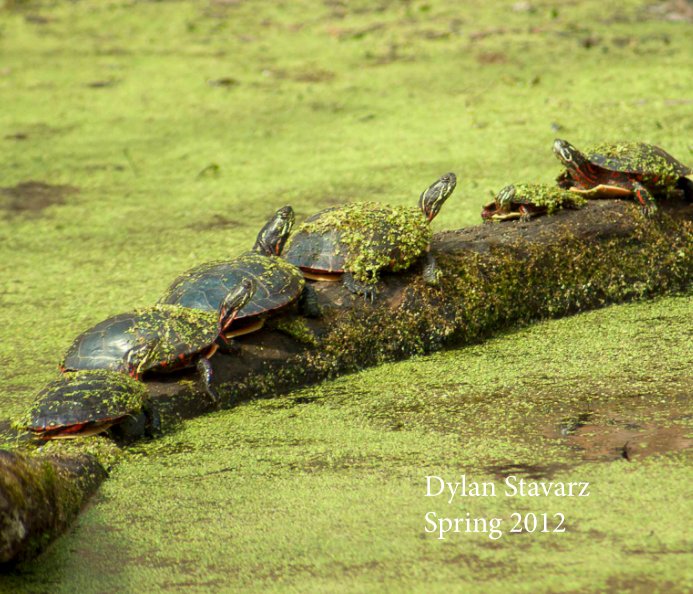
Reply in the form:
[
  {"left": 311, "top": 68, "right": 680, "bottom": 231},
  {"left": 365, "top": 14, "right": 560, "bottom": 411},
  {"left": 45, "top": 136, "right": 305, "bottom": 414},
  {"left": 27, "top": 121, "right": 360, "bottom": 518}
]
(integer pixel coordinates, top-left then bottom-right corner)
[
  {"left": 272, "top": 315, "right": 319, "bottom": 346},
  {"left": 0, "top": 449, "right": 105, "bottom": 564}
]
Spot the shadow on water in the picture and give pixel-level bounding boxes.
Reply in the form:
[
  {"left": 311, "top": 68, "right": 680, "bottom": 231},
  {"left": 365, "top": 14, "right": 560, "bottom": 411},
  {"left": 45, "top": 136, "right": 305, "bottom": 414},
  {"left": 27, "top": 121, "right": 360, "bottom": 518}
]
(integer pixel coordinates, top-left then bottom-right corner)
[
  {"left": 486, "top": 386, "right": 692, "bottom": 479},
  {"left": 544, "top": 405, "right": 693, "bottom": 463},
  {"left": 0, "top": 181, "right": 79, "bottom": 218}
]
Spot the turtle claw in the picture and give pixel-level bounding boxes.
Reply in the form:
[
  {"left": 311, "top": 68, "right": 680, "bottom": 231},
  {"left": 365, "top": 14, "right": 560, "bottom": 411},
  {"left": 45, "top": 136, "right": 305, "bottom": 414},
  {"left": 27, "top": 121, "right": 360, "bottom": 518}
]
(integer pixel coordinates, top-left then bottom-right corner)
[
  {"left": 342, "top": 272, "right": 377, "bottom": 302},
  {"left": 196, "top": 358, "right": 220, "bottom": 405},
  {"left": 145, "top": 402, "right": 162, "bottom": 437},
  {"left": 422, "top": 252, "right": 442, "bottom": 286},
  {"left": 205, "top": 384, "right": 220, "bottom": 404},
  {"left": 633, "top": 182, "right": 657, "bottom": 218}
]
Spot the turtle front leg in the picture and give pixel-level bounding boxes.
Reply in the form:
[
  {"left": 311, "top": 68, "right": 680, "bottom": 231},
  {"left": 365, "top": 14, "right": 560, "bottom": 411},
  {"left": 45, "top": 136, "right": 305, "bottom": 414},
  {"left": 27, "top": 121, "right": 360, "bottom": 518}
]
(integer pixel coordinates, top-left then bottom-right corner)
[
  {"left": 112, "top": 402, "right": 161, "bottom": 441},
  {"left": 342, "top": 272, "right": 377, "bottom": 302},
  {"left": 422, "top": 252, "right": 442, "bottom": 286},
  {"left": 214, "top": 335, "right": 241, "bottom": 356},
  {"left": 196, "top": 357, "right": 219, "bottom": 404},
  {"left": 556, "top": 170, "right": 574, "bottom": 189},
  {"left": 299, "top": 284, "right": 321, "bottom": 318},
  {"left": 143, "top": 401, "right": 162, "bottom": 437},
  {"left": 632, "top": 181, "right": 657, "bottom": 217},
  {"left": 677, "top": 177, "right": 693, "bottom": 201}
]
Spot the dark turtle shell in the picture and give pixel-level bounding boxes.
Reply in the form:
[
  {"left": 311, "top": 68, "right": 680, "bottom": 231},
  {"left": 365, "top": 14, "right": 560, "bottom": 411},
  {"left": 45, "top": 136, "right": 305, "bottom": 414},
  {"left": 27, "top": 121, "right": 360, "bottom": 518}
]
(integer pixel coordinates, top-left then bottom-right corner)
[
  {"left": 22, "top": 370, "right": 148, "bottom": 437},
  {"left": 284, "top": 208, "right": 348, "bottom": 274},
  {"left": 284, "top": 203, "right": 431, "bottom": 281},
  {"left": 61, "top": 305, "right": 220, "bottom": 375},
  {"left": 159, "top": 252, "right": 304, "bottom": 318},
  {"left": 585, "top": 142, "right": 690, "bottom": 184}
]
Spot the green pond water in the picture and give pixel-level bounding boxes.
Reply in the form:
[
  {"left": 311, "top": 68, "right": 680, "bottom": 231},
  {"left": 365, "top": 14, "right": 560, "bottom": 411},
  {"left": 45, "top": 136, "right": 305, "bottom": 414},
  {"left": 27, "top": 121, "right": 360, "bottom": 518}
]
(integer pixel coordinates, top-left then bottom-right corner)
[{"left": 0, "top": 0, "right": 691, "bottom": 591}]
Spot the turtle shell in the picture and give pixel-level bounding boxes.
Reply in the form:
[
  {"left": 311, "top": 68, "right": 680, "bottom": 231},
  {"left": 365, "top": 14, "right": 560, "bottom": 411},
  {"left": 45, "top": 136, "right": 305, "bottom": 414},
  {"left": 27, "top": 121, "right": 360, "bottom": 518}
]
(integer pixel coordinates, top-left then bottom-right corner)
[
  {"left": 284, "top": 209, "right": 347, "bottom": 274},
  {"left": 284, "top": 203, "right": 431, "bottom": 283},
  {"left": 22, "top": 370, "right": 148, "bottom": 437},
  {"left": 62, "top": 305, "right": 219, "bottom": 375},
  {"left": 585, "top": 142, "right": 690, "bottom": 184},
  {"left": 483, "top": 184, "right": 586, "bottom": 220},
  {"left": 159, "top": 252, "right": 304, "bottom": 318},
  {"left": 506, "top": 184, "right": 586, "bottom": 210}
]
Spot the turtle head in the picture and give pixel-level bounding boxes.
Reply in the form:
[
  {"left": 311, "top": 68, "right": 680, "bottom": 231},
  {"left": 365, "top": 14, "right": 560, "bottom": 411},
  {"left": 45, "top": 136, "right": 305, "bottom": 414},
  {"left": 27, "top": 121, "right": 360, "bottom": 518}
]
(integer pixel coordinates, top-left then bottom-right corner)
[
  {"left": 553, "top": 139, "right": 588, "bottom": 173},
  {"left": 496, "top": 184, "right": 517, "bottom": 211},
  {"left": 253, "top": 206, "right": 295, "bottom": 256},
  {"left": 419, "top": 172, "right": 457, "bottom": 221},
  {"left": 125, "top": 342, "right": 158, "bottom": 379},
  {"left": 218, "top": 279, "right": 255, "bottom": 332}
]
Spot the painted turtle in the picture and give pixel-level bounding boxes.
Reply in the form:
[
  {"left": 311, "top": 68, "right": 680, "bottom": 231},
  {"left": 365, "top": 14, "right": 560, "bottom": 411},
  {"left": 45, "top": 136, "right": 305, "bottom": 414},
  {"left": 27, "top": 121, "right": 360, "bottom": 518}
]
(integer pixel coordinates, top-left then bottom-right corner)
[
  {"left": 159, "top": 206, "right": 305, "bottom": 336},
  {"left": 61, "top": 279, "right": 255, "bottom": 401},
  {"left": 481, "top": 183, "right": 586, "bottom": 222},
  {"left": 553, "top": 139, "right": 692, "bottom": 216},
  {"left": 21, "top": 370, "right": 159, "bottom": 440},
  {"left": 283, "top": 173, "right": 457, "bottom": 299}
]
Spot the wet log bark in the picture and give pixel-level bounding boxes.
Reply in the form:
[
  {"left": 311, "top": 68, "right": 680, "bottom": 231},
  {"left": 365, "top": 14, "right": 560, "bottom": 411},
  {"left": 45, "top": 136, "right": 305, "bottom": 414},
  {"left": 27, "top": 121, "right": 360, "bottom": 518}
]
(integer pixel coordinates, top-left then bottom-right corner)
[
  {"left": 0, "top": 450, "right": 106, "bottom": 565},
  {"left": 2, "top": 198, "right": 691, "bottom": 565}
]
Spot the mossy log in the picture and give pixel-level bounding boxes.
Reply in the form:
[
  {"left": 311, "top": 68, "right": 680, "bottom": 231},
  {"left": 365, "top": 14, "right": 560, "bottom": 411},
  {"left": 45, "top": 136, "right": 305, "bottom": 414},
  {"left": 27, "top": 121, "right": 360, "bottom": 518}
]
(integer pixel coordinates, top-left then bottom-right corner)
[
  {"left": 150, "top": 199, "right": 691, "bottom": 420},
  {"left": 3, "top": 198, "right": 691, "bottom": 566},
  {"left": 0, "top": 450, "right": 106, "bottom": 565}
]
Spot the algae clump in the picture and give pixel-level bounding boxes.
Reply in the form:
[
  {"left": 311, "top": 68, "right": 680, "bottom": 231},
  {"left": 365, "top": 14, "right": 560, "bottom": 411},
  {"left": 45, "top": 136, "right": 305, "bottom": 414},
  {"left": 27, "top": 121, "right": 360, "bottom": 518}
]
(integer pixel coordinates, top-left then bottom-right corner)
[
  {"left": 503, "top": 183, "right": 586, "bottom": 212},
  {"left": 288, "top": 202, "right": 431, "bottom": 285}
]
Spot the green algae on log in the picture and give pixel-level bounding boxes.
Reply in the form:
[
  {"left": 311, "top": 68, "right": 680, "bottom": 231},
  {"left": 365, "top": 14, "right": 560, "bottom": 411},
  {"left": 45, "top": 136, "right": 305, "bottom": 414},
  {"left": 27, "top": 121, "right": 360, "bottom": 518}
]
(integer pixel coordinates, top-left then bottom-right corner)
[
  {"left": 0, "top": 449, "right": 106, "bottom": 564},
  {"left": 149, "top": 199, "right": 691, "bottom": 419}
]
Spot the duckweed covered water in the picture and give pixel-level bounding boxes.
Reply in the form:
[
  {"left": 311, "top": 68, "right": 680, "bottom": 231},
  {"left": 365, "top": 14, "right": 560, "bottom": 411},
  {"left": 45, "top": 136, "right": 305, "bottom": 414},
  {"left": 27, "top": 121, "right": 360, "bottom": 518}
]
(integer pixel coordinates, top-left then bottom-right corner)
[{"left": 5, "top": 296, "right": 692, "bottom": 592}]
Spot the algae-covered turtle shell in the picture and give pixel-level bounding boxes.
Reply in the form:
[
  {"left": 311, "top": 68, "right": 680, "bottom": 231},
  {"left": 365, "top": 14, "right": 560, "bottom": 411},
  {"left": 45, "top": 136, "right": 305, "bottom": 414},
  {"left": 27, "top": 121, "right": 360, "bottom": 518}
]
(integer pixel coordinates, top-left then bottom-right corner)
[
  {"left": 283, "top": 173, "right": 457, "bottom": 298},
  {"left": 285, "top": 203, "right": 426, "bottom": 276},
  {"left": 61, "top": 280, "right": 254, "bottom": 401},
  {"left": 21, "top": 370, "right": 155, "bottom": 440},
  {"left": 553, "top": 139, "right": 692, "bottom": 215},
  {"left": 160, "top": 255, "right": 304, "bottom": 324},
  {"left": 159, "top": 206, "right": 304, "bottom": 336},
  {"left": 481, "top": 183, "right": 586, "bottom": 222},
  {"left": 61, "top": 305, "right": 223, "bottom": 375},
  {"left": 580, "top": 142, "right": 689, "bottom": 180}
]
